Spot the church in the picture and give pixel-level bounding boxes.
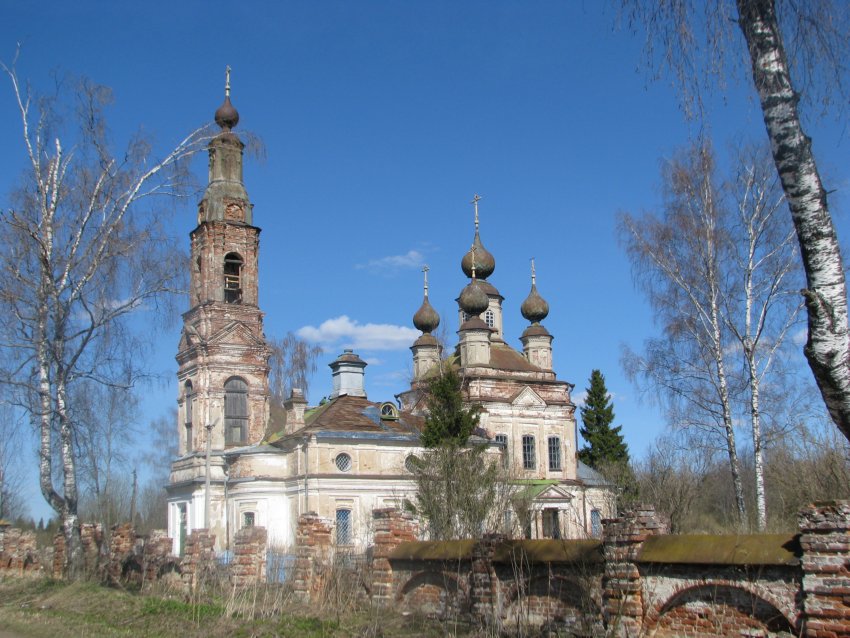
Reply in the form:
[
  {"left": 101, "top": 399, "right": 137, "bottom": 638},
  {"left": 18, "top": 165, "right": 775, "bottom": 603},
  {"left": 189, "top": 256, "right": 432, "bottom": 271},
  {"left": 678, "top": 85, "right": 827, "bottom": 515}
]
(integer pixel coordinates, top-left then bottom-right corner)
[{"left": 166, "top": 82, "right": 614, "bottom": 555}]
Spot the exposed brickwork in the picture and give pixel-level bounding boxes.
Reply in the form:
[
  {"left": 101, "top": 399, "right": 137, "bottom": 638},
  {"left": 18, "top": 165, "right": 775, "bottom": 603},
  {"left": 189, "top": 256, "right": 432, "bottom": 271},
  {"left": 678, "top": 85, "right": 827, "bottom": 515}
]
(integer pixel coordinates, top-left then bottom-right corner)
[
  {"left": 181, "top": 529, "right": 216, "bottom": 592},
  {"left": 230, "top": 526, "right": 267, "bottom": 586},
  {"left": 370, "top": 508, "right": 418, "bottom": 605},
  {"left": 470, "top": 534, "right": 501, "bottom": 625},
  {"left": 291, "top": 513, "right": 333, "bottom": 603},
  {"left": 601, "top": 505, "right": 667, "bottom": 635},
  {"left": 0, "top": 525, "right": 41, "bottom": 574},
  {"left": 799, "top": 501, "right": 850, "bottom": 638}
]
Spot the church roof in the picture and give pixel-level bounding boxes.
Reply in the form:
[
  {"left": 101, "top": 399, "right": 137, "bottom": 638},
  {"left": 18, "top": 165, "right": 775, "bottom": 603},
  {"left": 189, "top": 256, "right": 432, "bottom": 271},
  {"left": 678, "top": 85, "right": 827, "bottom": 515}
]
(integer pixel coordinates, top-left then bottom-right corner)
[{"left": 273, "top": 394, "right": 425, "bottom": 444}]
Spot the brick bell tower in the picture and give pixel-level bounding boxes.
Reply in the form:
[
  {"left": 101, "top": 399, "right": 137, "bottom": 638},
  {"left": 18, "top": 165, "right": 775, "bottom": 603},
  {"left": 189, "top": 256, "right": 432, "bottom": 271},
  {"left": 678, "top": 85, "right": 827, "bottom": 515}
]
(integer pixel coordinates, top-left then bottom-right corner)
[{"left": 176, "top": 68, "right": 271, "bottom": 461}]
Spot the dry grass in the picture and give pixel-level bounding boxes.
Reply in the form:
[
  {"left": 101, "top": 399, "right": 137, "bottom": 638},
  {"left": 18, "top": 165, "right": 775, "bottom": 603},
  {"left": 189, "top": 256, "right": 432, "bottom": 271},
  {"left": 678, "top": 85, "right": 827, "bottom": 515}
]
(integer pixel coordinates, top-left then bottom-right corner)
[{"left": 0, "top": 576, "right": 453, "bottom": 638}]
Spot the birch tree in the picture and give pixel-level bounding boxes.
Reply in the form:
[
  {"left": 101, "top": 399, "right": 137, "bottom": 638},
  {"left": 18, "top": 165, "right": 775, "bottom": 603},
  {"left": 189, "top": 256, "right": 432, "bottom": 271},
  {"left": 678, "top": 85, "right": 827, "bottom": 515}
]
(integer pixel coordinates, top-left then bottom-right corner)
[
  {"left": 623, "top": 0, "right": 850, "bottom": 444},
  {"left": 621, "top": 143, "right": 748, "bottom": 528},
  {"left": 268, "top": 332, "right": 323, "bottom": 404},
  {"left": 622, "top": 141, "right": 803, "bottom": 530},
  {"left": 723, "top": 144, "right": 802, "bottom": 530},
  {"left": 0, "top": 56, "right": 209, "bottom": 576}
]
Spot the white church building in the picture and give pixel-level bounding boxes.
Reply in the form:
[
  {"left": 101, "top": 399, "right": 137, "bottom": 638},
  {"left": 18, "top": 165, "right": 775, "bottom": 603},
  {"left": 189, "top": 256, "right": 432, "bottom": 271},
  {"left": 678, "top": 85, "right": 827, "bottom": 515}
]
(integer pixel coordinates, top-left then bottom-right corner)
[{"left": 166, "top": 84, "right": 613, "bottom": 555}]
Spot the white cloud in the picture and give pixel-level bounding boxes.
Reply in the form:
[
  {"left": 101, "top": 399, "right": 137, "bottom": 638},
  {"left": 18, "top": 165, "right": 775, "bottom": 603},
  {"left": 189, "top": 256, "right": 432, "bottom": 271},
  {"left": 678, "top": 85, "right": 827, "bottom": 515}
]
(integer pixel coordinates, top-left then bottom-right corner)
[
  {"left": 573, "top": 391, "right": 587, "bottom": 407},
  {"left": 297, "top": 315, "right": 419, "bottom": 351},
  {"left": 364, "top": 357, "right": 384, "bottom": 366},
  {"left": 356, "top": 249, "right": 425, "bottom": 273}
]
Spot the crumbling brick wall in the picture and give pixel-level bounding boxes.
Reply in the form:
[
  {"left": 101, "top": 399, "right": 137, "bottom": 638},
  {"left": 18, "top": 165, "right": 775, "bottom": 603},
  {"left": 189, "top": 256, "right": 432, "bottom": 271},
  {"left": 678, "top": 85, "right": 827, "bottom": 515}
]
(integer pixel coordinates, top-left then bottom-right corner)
[
  {"left": 287, "top": 503, "right": 850, "bottom": 637},
  {"left": 230, "top": 526, "right": 267, "bottom": 586},
  {"left": 799, "top": 500, "right": 850, "bottom": 637},
  {"left": 291, "top": 512, "right": 333, "bottom": 603},
  {"left": 0, "top": 525, "right": 41, "bottom": 574}
]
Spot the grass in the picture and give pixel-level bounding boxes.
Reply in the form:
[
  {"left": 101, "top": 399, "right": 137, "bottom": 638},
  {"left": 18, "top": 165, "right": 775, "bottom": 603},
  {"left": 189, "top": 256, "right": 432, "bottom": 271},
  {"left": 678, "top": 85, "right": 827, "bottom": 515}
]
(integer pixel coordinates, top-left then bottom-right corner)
[{"left": 0, "top": 576, "right": 457, "bottom": 638}]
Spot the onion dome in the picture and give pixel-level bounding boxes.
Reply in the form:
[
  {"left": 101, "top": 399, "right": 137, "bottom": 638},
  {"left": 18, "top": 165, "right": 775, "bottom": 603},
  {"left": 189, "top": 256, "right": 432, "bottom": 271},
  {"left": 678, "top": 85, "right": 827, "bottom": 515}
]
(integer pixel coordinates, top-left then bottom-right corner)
[
  {"left": 461, "top": 233, "right": 495, "bottom": 280},
  {"left": 413, "top": 266, "right": 440, "bottom": 333},
  {"left": 521, "top": 259, "right": 549, "bottom": 324},
  {"left": 460, "top": 194, "right": 496, "bottom": 280},
  {"left": 459, "top": 279, "right": 489, "bottom": 316},
  {"left": 214, "top": 66, "right": 240, "bottom": 131}
]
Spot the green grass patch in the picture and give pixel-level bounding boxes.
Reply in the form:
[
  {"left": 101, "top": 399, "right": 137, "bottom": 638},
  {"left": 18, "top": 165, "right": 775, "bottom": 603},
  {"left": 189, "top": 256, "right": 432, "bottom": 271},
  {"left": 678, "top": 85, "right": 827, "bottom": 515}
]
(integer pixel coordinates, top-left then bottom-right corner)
[{"left": 142, "top": 596, "right": 223, "bottom": 622}]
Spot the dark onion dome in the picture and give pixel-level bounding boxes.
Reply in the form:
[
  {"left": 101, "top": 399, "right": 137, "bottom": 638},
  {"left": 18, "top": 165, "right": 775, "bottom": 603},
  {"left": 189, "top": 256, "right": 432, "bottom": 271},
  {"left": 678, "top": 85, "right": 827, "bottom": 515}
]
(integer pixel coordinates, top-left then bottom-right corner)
[
  {"left": 215, "top": 66, "right": 239, "bottom": 131},
  {"left": 459, "top": 278, "right": 489, "bottom": 316},
  {"left": 461, "top": 232, "right": 495, "bottom": 280},
  {"left": 215, "top": 95, "right": 240, "bottom": 131},
  {"left": 521, "top": 282, "right": 549, "bottom": 324},
  {"left": 413, "top": 296, "right": 440, "bottom": 334}
]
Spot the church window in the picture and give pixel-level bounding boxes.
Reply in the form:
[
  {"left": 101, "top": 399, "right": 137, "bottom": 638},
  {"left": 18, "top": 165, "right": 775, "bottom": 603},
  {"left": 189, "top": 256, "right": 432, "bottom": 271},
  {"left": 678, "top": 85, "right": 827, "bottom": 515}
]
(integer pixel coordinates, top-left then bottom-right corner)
[
  {"left": 224, "top": 252, "right": 243, "bottom": 304},
  {"left": 495, "top": 434, "right": 508, "bottom": 468},
  {"left": 335, "top": 453, "right": 352, "bottom": 472},
  {"left": 224, "top": 377, "right": 249, "bottom": 444},
  {"left": 242, "top": 511, "right": 255, "bottom": 528},
  {"left": 380, "top": 402, "right": 398, "bottom": 419},
  {"left": 184, "top": 380, "right": 194, "bottom": 451},
  {"left": 522, "top": 435, "right": 536, "bottom": 470},
  {"left": 405, "top": 455, "right": 420, "bottom": 473},
  {"left": 484, "top": 309, "right": 495, "bottom": 328},
  {"left": 336, "top": 508, "right": 352, "bottom": 545},
  {"left": 591, "top": 509, "right": 602, "bottom": 538},
  {"left": 548, "top": 436, "right": 562, "bottom": 471}
]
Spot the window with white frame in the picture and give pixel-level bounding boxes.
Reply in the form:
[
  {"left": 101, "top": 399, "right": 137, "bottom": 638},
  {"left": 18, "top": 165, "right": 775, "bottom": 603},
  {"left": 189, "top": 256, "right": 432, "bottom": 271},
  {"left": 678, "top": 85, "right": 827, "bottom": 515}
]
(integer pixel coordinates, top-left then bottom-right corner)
[
  {"left": 484, "top": 308, "right": 495, "bottom": 328},
  {"left": 336, "top": 508, "right": 352, "bottom": 545},
  {"left": 335, "top": 452, "right": 352, "bottom": 472},
  {"left": 548, "top": 436, "right": 562, "bottom": 471},
  {"left": 522, "top": 434, "right": 536, "bottom": 470}
]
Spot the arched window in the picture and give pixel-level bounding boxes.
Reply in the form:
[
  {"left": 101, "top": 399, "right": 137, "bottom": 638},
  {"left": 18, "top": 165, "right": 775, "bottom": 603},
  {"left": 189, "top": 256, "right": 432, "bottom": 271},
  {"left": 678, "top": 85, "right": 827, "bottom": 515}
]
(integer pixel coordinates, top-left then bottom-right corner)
[
  {"left": 224, "top": 252, "right": 243, "bottom": 304},
  {"left": 224, "top": 377, "right": 248, "bottom": 444},
  {"left": 522, "top": 434, "right": 536, "bottom": 470},
  {"left": 184, "top": 380, "right": 194, "bottom": 451},
  {"left": 484, "top": 309, "right": 495, "bottom": 328}
]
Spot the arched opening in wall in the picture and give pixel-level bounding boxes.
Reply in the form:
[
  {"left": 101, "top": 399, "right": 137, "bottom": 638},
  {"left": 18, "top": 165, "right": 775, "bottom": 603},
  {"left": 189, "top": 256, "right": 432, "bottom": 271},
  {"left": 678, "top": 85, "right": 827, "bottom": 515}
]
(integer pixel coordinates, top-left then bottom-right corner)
[
  {"left": 651, "top": 584, "right": 795, "bottom": 636},
  {"left": 184, "top": 380, "right": 193, "bottom": 452},
  {"left": 224, "top": 252, "right": 243, "bottom": 304},
  {"left": 224, "top": 377, "right": 249, "bottom": 445},
  {"left": 485, "top": 308, "right": 495, "bottom": 328}
]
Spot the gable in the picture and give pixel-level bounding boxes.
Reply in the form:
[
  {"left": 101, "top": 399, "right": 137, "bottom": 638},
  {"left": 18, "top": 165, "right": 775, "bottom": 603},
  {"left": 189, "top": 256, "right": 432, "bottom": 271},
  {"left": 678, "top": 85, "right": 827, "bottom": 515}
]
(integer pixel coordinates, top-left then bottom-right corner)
[
  {"left": 535, "top": 485, "right": 573, "bottom": 501},
  {"left": 512, "top": 386, "right": 546, "bottom": 408},
  {"left": 207, "top": 321, "right": 264, "bottom": 348}
]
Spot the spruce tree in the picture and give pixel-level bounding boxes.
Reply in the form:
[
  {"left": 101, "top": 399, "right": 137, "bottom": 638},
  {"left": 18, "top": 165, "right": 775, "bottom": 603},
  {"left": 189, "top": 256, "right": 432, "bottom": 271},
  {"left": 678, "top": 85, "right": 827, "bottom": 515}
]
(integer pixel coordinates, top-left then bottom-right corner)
[
  {"left": 578, "top": 369, "right": 629, "bottom": 468},
  {"left": 421, "top": 368, "right": 481, "bottom": 448}
]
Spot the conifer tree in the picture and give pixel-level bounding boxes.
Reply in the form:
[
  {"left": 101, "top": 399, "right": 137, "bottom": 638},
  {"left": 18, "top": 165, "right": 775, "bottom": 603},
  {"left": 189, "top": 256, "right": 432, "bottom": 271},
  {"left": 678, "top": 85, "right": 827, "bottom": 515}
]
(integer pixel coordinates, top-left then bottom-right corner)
[
  {"left": 421, "top": 368, "right": 481, "bottom": 448},
  {"left": 578, "top": 370, "right": 629, "bottom": 468}
]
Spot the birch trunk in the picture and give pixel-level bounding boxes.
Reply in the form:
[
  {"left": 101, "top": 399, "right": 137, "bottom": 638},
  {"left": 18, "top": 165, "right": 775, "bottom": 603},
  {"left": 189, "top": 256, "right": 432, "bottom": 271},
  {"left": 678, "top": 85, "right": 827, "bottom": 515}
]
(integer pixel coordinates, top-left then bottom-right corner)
[{"left": 736, "top": 0, "right": 850, "bottom": 442}]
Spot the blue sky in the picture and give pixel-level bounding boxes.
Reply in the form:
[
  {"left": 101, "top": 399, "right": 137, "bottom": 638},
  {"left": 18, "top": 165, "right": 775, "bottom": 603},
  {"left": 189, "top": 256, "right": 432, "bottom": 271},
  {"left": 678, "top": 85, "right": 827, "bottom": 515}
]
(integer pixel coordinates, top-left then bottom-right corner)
[{"left": 3, "top": 2, "right": 849, "bottom": 520}]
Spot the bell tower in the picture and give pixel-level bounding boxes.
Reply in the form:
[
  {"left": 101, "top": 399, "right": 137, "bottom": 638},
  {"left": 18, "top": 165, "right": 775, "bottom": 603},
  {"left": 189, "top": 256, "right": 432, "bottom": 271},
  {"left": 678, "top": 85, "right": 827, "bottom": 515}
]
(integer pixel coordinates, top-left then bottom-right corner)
[{"left": 176, "top": 68, "right": 271, "bottom": 457}]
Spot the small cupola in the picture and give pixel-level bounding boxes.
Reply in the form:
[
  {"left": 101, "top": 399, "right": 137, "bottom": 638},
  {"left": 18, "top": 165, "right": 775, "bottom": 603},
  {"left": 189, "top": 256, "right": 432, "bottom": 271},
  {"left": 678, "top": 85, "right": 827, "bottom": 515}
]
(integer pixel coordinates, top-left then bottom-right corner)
[
  {"left": 329, "top": 349, "right": 367, "bottom": 399},
  {"left": 520, "top": 259, "right": 554, "bottom": 371}
]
